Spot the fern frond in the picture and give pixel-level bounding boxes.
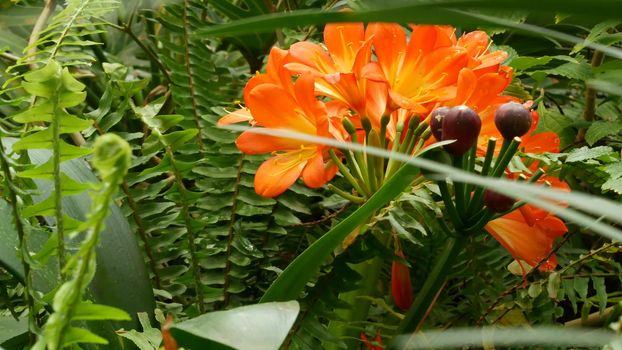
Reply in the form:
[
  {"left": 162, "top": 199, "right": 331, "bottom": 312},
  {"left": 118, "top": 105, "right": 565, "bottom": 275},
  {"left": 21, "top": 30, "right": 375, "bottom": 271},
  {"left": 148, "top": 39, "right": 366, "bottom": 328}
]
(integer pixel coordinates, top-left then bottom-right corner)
[{"left": 7, "top": 0, "right": 119, "bottom": 75}]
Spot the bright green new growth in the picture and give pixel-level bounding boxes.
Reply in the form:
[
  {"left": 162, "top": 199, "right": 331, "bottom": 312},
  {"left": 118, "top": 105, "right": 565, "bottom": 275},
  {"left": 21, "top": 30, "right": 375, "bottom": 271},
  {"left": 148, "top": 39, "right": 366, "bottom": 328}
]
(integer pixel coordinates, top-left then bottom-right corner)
[
  {"left": 92, "top": 134, "right": 132, "bottom": 183},
  {"left": 12, "top": 60, "right": 93, "bottom": 271},
  {"left": 35, "top": 133, "right": 132, "bottom": 350}
]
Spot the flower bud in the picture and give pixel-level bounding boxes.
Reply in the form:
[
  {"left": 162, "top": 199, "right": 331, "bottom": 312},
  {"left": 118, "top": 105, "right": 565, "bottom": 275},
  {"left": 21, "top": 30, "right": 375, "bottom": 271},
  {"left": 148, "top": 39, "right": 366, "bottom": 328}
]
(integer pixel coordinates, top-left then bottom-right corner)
[
  {"left": 484, "top": 189, "right": 516, "bottom": 213},
  {"left": 494, "top": 102, "right": 532, "bottom": 139},
  {"left": 441, "top": 106, "right": 481, "bottom": 156},
  {"left": 430, "top": 107, "right": 450, "bottom": 141},
  {"left": 391, "top": 250, "right": 413, "bottom": 310}
]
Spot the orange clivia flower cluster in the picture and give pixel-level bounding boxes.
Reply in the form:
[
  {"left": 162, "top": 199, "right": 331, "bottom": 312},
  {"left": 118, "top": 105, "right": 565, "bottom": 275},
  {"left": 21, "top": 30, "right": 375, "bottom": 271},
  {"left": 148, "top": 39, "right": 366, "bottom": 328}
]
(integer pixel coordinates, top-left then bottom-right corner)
[
  {"left": 220, "top": 22, "right": 567, "bottom": 273},
  {"left": 221, "top": 22, "right": 511, "bottom": 197}
]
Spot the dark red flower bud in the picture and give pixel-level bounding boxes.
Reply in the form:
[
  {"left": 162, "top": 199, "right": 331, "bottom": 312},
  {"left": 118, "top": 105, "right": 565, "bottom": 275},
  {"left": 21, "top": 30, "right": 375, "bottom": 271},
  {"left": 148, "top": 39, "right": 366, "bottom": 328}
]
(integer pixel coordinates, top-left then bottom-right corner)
[
  {"left": 441, "top": 105, "right": 481, "bottom": 156},
  {"left": 391, "top": 250, "right": 413, "bottom": 310},
  {"left": 484, "top": 189, "right": 516, "bottom": 213},
  {"left": 494, "top": 102, "right": 532, "bottom": 139},
  {"left": 430, "top": 107, "right": 450, "bottom": 141}
]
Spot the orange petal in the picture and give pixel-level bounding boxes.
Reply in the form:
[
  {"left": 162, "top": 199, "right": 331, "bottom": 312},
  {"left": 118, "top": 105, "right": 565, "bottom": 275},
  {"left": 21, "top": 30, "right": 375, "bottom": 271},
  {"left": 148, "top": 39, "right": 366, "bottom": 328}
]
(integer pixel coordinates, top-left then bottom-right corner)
[
  {"left": 523, "top": 132, "right": 560, "bottom": 153},
  {"left": 217, "top": 108, "right": 253, "bottom": 126},
  {"left": 254, "top": 154, "right": 307, "bottom": 197},
  {"left": 367, "top": 23, "right": 407, "bottom": 84},
  {"left": 288, "top": 41, "right": 336, "bottom": 75},
  {"left": 324, "top": 22, "right": 366, "bottom": 72},
  {"left": 363, "top": 79, "right": 389, "bottom": 128},
  {"left": 405, "top": 25, "right": 455, "bottom": 67},
  {"left": 294, "top": 73, "right": 327, "bottom": 127},
  {"left": 301, "top": 153, "right": 327, "bottom": 188},
  {"left": 485, "top": 210, "right": 565, "bottom": 271},
  {"left": 457, "top": 31, "right": 490, "bottom": 58},
  {"left": 450, "top": 68, "right": 477, "bottom": 106},
  {"left": 236, "top": 131, "right": 301, "bottom": 154},
  {"left": 247, "top": 83, "right": 316, "bottom": 134}
]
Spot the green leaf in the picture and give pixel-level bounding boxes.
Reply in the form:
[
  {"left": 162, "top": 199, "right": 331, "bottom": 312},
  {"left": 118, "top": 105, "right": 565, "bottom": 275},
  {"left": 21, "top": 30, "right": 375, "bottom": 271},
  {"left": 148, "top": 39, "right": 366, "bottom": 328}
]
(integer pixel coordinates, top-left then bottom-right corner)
[
  {"left": 0, "top": 197, "right": 59, "bottom": 292},
  {"left": 592, "top": 277, "right": 608, "bottom": 314},
  {"left": 261, "top": 164, "right": 419, "bottom": 302},
  {"left": 194, "top": 1, "right": 622, "bottom": 60},
  {"left": 116, "top": 312, "right": 162, "bottom": 350},
  {"left": 585, "top": 121, "right": 622, "bottom": 146},
  {"left": 391, "top": 326, "right": 615, "bottom": 349},
  {"left": 574, "top": 277, "right": 589, "bottom": 301},
  {"left": 602, "top": 177, "right": 622, "bottom": 194},
  {"left": 566, "top": 146, "right": 615, "bottom": 163},
  {"left": 170, "top": 301, "right": 299, "bottom": 350},
  {"left": 0, "top": 317, "right": 28, "bottom": 345},
  {"left": 162, "top": 129, "right": 199, "bottom": 150},
  {"left": 73, "top": 302, "right": 132, "bottom": 321},
  {"left": 62, "top": 327, "right": 108, "bottom": 346}
]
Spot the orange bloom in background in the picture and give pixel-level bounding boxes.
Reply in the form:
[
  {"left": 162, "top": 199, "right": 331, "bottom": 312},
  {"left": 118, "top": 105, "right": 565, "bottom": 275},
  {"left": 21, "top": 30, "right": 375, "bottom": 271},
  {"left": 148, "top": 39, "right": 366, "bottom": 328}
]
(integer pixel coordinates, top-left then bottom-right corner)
[
  {"left": 235, "top": 73, "right": 338, "bottom": 197},
  {"left": 484, "top": 164, "right": 570, "bottom": 273},
  {"left": 485, "top": 203, "right": 567, "bottom": 272}
]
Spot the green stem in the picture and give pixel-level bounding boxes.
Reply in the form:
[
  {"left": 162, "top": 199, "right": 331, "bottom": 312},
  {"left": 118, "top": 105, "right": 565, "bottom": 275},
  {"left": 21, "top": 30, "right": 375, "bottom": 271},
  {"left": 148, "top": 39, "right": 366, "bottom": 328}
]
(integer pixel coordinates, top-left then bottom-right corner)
[
  {"left": 466, "top": 138, "right": 496, "bottom": 216},
  {"left": 350, "top": 133, "right": 371, "bottom": 188},
  {"left": 167, "top": 148, "right": 204, "bottom": 313},
  {"left": 438, "top": 181, "right": 463, "bottom": 228},
  {"left": 52, "top": 76, "right": 65, "bottom": 276},
  {"left": 328, "top": 184, "right": 366, "bottom": 204},
  {"left": 464, "top": 144, "right": 477, "bottom": 199},
  {"left": 452, "top": 155, "right": 467, "bottom": 217},
  {"left": 0, "top": 142, "right": 37, "bottom": 340},
  {"left": 384, "top": 129, "right": 404, "bottom": 181},
  {"left": 394, "top": 237, "right": 464, "bottom": 335},
  {"left": 329, "top": 150, "right": 369, "bottom": 197},
  {"left": 491, "top": 138, "right": 521, "bottom": 178}
]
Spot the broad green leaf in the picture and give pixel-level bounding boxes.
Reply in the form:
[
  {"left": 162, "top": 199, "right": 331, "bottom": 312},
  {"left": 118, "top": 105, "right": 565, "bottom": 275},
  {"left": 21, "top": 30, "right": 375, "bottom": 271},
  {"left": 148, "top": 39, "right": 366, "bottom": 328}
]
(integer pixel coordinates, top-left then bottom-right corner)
[
  {"left": 392, "top": 327, "right": 615, "bottom": 349},
  {"left": 261, "top": 164, "right": 419, "bottom": 302},
  {"left": 195, "top": 1, "right": 622, "bottom": 59},
  {"left": 170, "top": 301, "right": 300, "bottom": 350},
  {"left": 0, "top": 317, "right": 28, "bottom": 345}
]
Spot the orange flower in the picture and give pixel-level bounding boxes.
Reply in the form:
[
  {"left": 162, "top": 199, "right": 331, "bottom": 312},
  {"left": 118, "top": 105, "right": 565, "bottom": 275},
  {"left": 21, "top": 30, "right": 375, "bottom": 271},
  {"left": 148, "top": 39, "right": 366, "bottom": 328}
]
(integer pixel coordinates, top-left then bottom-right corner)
[
  {"left": 235, "top": 73, "right": 338, "bottom": 197},
  {"left": 457, "top": 31, "right": 509, "bottom": 75},
  {"left": 366, "top": 24, "right": 468, "bottom": 114},
  {"left": 218, "top": 47, "right": 293, "bottom": 126},
  {"left": 286, "top": 22, "right": 389, "bottom": 129},
  {"left": 485, "top": 202, "right": 567, "bottom": 272},
  {"left": 484, "top": 161, "right": 570, "bottom": 272}
]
